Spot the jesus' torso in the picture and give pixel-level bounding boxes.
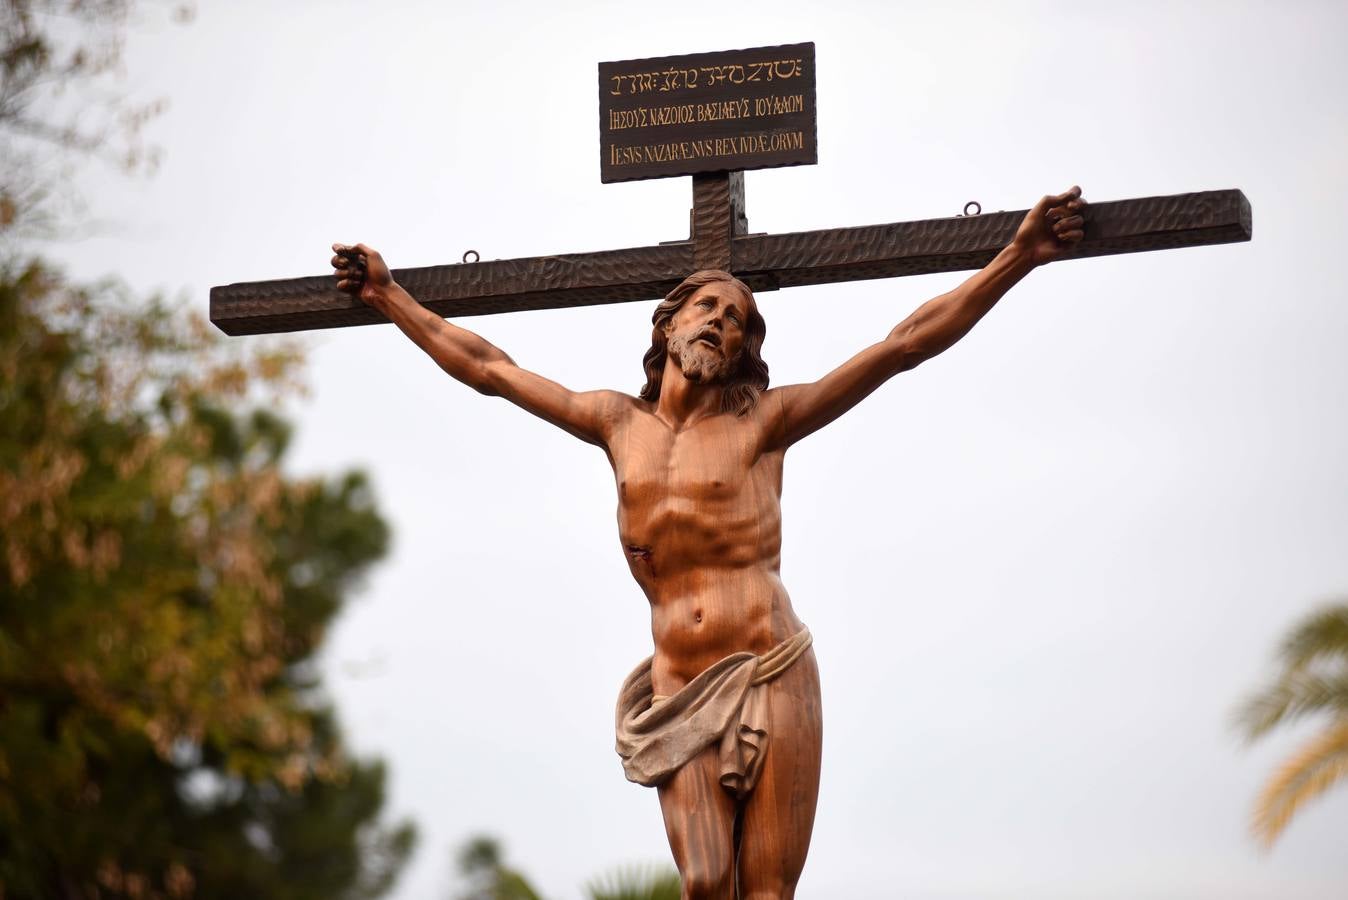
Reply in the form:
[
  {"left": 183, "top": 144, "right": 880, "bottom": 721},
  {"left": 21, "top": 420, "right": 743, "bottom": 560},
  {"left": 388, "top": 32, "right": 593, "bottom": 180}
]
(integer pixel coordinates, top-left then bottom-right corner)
[{"left": 606, "top": 393, "right": 805, "bottom": 696}]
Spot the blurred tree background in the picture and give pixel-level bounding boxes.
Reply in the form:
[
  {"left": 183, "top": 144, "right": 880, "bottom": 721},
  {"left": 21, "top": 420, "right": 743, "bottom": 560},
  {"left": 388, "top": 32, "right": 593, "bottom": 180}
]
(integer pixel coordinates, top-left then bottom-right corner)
[
  {"left": 449, "top": 836, "right": 677, "bottom": 900},
  {"left": 583, "top": 864, "right": 679, "bottom": 900},
  {"left": 0, "top": 2, "right": 415, "bottom": 897},
  {"left": 453, "top": 836, "right": 543, "bottom": 900},
  {"left": 1237, "top": 602, "right": 1348, "bottom": 848}
]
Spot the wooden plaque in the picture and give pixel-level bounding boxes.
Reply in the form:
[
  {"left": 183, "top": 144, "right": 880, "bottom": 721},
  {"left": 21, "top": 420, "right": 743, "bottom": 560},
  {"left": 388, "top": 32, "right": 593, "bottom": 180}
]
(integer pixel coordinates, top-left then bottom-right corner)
[{"left": 598, "top": 42, "right": 818, "bottom": 184}]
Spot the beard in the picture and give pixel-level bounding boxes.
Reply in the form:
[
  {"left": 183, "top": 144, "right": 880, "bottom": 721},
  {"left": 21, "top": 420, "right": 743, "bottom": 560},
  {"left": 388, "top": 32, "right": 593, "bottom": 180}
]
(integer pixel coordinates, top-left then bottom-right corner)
[{"left": 668, "top": 332, "right": 737, "bottom": 385}]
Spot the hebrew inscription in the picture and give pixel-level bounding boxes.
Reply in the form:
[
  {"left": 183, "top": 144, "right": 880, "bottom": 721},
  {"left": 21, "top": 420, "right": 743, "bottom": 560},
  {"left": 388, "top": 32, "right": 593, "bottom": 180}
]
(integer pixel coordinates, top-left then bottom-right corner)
[{"left": 598, "top": 43, "right": 817, "bottom": 183}]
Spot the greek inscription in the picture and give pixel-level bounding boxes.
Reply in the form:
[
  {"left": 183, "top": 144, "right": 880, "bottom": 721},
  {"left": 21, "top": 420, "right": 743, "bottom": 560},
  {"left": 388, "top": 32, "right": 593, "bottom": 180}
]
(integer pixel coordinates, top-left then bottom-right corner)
[
  {"left": 648, "top": 103, "right": 697, "bottom": 126},
  {"left": 751, "top": 93, "right": 804, "bottom": 117},
  {"left": 605, "top": 94, "right": 806, "bottom": 134},
  {"left": 608, "top": 107, "right": 648, "bottom": 130}
]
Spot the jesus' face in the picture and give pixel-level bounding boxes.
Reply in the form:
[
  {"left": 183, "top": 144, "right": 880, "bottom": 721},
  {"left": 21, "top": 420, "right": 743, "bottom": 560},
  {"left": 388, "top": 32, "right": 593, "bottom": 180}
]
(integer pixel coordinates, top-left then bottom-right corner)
[{"left": 664, "top": 282, "right": 751, "bottom": 385}]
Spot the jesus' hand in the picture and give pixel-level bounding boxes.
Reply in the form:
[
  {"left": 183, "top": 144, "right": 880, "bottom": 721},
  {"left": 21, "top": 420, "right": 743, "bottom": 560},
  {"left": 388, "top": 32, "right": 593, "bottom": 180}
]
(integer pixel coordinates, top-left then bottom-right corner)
[
  {"left": 331, "top": 243, "right": 394, "bottom": 306},
  {"left": 1013, "top": 186, "right": 1087, "bottom": 266}
]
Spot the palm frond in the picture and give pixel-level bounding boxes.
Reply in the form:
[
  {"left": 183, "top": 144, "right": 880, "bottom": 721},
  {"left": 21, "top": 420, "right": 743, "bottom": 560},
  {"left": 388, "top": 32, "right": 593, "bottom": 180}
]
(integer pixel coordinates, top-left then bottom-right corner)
[
  {"left": 1279, "top": 604, "right": 1348, "bottom": 672},
  {"left": 1251, "top": 718, "right": 1348, "bottom": 847},
  {"left": 1237, "top": 670, "right": 1348, "bottom": 740},
  {"left": 586, "top": 863, "right": 681, "bottom": 900}
]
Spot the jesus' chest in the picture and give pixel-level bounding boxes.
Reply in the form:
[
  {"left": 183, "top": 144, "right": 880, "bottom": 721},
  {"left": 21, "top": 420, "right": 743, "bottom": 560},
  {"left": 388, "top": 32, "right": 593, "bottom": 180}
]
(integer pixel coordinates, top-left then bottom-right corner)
[{"left": 608, "top": 415, "right": 781, "bottom": 512}]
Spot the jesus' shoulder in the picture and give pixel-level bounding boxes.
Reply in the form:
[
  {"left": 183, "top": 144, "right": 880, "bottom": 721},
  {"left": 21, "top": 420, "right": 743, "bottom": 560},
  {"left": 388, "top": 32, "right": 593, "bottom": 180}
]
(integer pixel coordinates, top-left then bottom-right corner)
[
  {"left": 478, "top": 352, "right": 907, "bottom": 458},
  {"left": 563, "top": 386, "right": 817, "bottom": 460}
]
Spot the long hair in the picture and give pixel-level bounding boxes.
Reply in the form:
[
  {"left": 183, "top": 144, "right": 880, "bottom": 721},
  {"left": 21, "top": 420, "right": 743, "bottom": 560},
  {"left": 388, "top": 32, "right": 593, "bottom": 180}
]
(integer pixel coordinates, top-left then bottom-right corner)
[{"left": 638, "top": 270, "right": 769, "bottom": 416}]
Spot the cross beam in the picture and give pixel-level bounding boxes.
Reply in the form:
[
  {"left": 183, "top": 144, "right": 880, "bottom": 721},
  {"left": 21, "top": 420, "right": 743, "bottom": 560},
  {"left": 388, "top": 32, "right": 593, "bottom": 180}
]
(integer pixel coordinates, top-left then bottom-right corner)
[{"left": 209, "top": 173, "right": 1252, "bottom": 336}]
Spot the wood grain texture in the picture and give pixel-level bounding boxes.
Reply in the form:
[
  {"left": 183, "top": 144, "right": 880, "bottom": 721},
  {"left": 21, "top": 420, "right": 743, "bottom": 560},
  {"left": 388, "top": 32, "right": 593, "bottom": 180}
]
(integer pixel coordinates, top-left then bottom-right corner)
[
  {"left": 209, "top": 189, "right": 1250, "bottom": 336},
  {"left": 732, "top": 189, "right": 1252, "bottom": 290},
  {"left": 211, "top": 243, "right": 692, "bottom": 336},
  {"left": 692, "top": 171, "right": 748, "bottom": 272}
]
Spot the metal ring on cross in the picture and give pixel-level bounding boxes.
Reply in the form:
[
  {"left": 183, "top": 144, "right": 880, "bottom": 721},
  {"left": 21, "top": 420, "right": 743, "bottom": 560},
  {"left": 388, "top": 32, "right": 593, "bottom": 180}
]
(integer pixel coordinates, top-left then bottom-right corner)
[
  {"left": 463, "top": 250, "right": 480, "bottom": 264},
  {"left": 963, "top": 201, "right": 982, "bottom": 217}
]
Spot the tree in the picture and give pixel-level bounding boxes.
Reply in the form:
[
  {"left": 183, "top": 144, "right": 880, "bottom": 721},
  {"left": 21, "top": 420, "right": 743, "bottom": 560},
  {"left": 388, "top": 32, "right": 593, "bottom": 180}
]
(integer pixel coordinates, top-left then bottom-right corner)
[
  {"left": 1236, "top": 602, "right": 1348, "bottom": 847},
  {"left": 450, "top": 835, "right": 679, "bottom": 900},
  {"left": 1, "top": 0, "right": 191, "bottom": 241},
  {"left": 0, "top": 1, "right": 415, "bottom": 895},
  {"left": 453, "top": 836, "right": 544, "bottom": 900},
  {"left": 0, "top": 248, "right": 414, "bottom": 898}
]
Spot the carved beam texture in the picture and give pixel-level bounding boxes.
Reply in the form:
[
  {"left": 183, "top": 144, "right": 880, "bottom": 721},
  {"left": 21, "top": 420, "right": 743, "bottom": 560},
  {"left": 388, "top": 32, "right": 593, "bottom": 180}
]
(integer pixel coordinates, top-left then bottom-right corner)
[
  {"left": 691, "top": 171, "right": 748, "bottom": 271},
  {"left": 211, "top": 244, "right": 693, "bottom": 336},
  {"left": 210, "top": 188, "right": 1250, "bottom": 336},
  {"left": 732, "top": 189, "right": 1253, "bottom": 293}
]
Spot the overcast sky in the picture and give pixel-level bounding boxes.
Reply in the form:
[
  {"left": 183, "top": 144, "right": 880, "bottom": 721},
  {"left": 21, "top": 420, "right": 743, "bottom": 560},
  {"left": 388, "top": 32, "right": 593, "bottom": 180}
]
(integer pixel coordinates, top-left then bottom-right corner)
[{"left": 56, "top": 1, "right": 1348, "bottom": 897}]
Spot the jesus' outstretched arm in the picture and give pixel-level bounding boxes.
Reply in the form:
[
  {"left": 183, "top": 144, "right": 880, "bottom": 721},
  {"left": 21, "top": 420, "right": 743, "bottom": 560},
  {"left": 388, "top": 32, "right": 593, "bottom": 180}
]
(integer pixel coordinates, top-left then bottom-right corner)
[
  {"left": 331, "top": 242, "right": 627, "bottom": 447},
  {"left": 767, "top": 186, "right": 1087, "bottom": 448}
]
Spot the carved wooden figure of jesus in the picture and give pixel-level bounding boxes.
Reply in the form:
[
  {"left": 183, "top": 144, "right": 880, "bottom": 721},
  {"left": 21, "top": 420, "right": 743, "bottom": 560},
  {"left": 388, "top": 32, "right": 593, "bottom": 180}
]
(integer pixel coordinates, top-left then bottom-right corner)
[{"left": 332, "top": 186, "right": 1086, "bottom": 899}]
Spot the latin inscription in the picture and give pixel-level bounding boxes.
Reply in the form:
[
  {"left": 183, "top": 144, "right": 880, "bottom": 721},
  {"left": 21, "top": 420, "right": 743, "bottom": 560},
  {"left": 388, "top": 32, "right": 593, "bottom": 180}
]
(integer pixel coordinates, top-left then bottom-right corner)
[
  {"left": 598, "top": 42, "right": 817, "bottom": 183},
  {"left": 609, "top": 130, "right": 808, "bottom": 167}
]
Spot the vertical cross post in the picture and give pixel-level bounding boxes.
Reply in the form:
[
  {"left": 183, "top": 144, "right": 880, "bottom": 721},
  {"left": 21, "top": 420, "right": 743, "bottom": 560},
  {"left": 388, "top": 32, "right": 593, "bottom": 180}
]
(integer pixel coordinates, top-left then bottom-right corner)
[{"left": 691, "top": 172, "right": 748, "bottom": 272}]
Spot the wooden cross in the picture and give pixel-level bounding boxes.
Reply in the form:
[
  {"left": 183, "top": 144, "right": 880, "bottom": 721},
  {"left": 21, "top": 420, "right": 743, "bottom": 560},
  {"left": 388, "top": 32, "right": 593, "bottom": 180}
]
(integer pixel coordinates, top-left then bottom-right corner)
[
  {"left": 209, "top": 171, "right": 1251, "bottom": 336},
  {"left": 206, "top": 47, "right": 1254, "bottom": 896}
]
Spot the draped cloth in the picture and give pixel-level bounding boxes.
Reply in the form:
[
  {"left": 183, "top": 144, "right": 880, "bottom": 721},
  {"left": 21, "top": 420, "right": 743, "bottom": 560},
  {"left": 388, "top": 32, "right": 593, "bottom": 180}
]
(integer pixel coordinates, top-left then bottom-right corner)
[{"left": 614, "top": 628, "right": 812, "bottom": 800}]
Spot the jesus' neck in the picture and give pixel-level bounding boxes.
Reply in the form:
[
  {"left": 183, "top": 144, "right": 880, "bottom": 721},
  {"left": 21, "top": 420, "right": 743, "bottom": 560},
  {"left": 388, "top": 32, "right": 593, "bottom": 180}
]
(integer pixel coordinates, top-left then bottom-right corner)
[{"left": 654, "top": 355, "right": 728, "bottom": 431}]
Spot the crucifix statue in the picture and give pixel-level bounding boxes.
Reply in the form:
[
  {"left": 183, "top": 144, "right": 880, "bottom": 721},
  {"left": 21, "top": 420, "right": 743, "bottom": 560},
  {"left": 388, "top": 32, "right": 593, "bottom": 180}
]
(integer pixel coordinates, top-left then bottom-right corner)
[
  {"left": 327, "top": 186, "right": 1089, "bottom": 896},
  {"left": 211, "top": 42, "right": 1250, "bottom": 900}
]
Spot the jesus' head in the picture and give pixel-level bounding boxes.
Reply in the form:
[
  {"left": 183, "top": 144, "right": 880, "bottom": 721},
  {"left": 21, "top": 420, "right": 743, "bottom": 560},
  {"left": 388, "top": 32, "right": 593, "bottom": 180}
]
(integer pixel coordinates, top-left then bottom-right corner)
[{"left": 639, "top": 270, "right": 770, "bottom": 416}]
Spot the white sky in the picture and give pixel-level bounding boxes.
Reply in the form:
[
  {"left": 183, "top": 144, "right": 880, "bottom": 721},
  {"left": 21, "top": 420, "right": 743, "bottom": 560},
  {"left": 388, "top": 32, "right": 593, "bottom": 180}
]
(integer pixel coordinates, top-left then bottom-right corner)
[{"left": 57, "top": 1, "right": 1348, "bottom": 897}]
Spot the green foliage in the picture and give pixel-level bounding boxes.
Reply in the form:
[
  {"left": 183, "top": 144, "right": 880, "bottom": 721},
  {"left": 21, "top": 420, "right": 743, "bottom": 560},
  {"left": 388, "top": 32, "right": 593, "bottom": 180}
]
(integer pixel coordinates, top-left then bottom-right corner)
[
  {"left": 0, "top": 3, "right": 416, "bottom": 896},
  {"left": 0, "top": 260, "right": 415, "bottom": 897},
  {"left": 1236, "top": 600, "right": 1348, "bottom": 847},
  {"left": 585, "top": 864, "right": 680, "bottom": 900},
  {"left": 451, "top": 835, "right": 680, "bottom": 900},
  {"left": 454, "top": 836, "right": 544, "bottom": 900}
]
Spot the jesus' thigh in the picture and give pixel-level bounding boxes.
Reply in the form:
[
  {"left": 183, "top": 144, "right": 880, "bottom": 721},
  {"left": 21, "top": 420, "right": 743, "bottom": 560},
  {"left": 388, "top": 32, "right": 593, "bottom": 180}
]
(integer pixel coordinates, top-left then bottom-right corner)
[
  {"left": 657, "top": 746, "right": 738, "bottom": 898},
  {"left": 737, "top": 648, "right": 823, "bottom": 900}
]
